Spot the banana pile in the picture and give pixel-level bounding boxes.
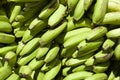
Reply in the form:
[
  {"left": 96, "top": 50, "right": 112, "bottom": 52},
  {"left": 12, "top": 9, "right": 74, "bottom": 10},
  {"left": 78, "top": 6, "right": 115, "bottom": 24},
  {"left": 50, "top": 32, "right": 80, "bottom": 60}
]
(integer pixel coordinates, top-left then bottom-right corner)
[{"left": 0, "top": 0, "right": 120, "bottom": 80}]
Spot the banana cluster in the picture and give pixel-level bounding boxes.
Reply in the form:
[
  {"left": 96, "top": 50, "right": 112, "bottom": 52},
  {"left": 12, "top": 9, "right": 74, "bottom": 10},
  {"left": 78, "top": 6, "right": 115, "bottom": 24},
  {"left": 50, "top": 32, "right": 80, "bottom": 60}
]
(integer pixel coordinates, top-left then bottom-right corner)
[{"left": 0, "top": 0, "right": 120, "bottom": 80}]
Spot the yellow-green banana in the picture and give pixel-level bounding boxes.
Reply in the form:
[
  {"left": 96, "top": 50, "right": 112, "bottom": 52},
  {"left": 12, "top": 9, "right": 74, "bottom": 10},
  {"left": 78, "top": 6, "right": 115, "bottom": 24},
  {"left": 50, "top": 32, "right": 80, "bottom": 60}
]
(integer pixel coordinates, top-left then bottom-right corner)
[
  {"left": 16, "top": 41, "right": 25, "bottom": 55},
  {"left": 84, "top": 0, "right": 93, "bottom": 11},
  {"left": 37, "top": 71, "right": 45, "bottom": 80},
  {"left": 114, "top": 44, "right": 120, "bottom": 60},
  {"left": 108, "top": 71, "right": 115, "bottom": 80},
  {"left": 62, "top": 67, "right": 71, "bottom": 76},
  {"left": 6, "top": 73, "right": 20, "bottom": 80}
]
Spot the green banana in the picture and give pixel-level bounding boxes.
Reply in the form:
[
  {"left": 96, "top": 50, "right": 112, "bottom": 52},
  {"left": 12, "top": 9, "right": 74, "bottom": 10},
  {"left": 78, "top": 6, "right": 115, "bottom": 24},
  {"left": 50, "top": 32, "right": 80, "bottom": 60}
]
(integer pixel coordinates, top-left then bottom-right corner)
[
  {"left": 16, "top": 41, "right": 25, "bottom": 55},
  {"left": 101, "top": 12, "right": 120, "bottom": 25},
  {"left": 106, "top": 28, "right": 120, "bottom": 38},
  {"left": 43, "top": 60, "right": 61, "bottom": 80},
  {"left": 108, "top": 71, "right": 115, "bottom": 80},
  {"left": 28, "top": 58, "right": 44, "bottom": 70},
  {"left": 19, "top": 37, "right": 40, "bottom": 56},
  {"left": 114, "top": 44, "right": 120, "bottom": 60},
  {"left": 0, "top": 21, "right": 12, "bottom": 33},
  {"left": 37, "top": 71, "right": 45, "bottom": 80},
  {"left": 15, "top": 30, "right": 26, "bottom": 38},
  {"left": 84, "top": 0, "right": 93, "bottom": 11},
  {"left": 12, "top": 21, "right": 21, "bottom": 28},
  {"left": 0, "top": 33, "right": 15, "bottom": 44},
  {"left": 63, "top": 31, "right": 91, "bottom": 48},
  {"left": 7, "top": 0, "right": 42, "bottom": 2},
  {"left": 36, "top": 43, "right": 51, "bottom": 60},
  {"left": 9, "top": 4, "right": 22, "bottom": 23},
  {"left": 73, "top": 0, "right": 84, "bottom": 21},
  {"left": 85, "top": 73, "right": 108, "bottom": 80},
  {"left": 6, "top": 73, "right": 20, "bottom": 80},
  {"left": 92, "top": 0, "right": 108, "bottom": 24},
  {"left": 102, "top": 39, "right": 115, "bottom": 51},
  {"left": 0, "top": 63, "right": 12, "bottom": 80},
  {"left": 17, "top": 47, "right": 40, "bottom": 66},
  {"left": 62, "top": 58, "right": 68, "bottom": 66},
  {"left": 114, "top": 77, "right": 120, "bottom": 80},
  {"left": 0, "top": 44, "right": 17, "bottom": 56},
  {"left": 38, "top": 0, "right": 59, "bottom": 19},
  {"left": 48, "top": 4, "right": 67, "bottom": 28},
  {"left": 63, "top": 71, "right": 93, "bottom": 80},
  {"left": 19, "top": 66, "right": 32, "bottom": 78},
  {"left": 72, "top": 65, "right": 87, "bottom": 72},
  {"left": 4, "top": 51, "right": 17, "bottom": 67},
  {"left": 44, "top": 44, "right": 60, "bottom": 63},
  {"left": 86, "top": 26, "right": 107, "bottom": 41},
  {"left": 39, "top": 21, "right": 67, "bottom": 46},
  {"left": 62, "top": 67, "right": 71, "bottom": 76}
]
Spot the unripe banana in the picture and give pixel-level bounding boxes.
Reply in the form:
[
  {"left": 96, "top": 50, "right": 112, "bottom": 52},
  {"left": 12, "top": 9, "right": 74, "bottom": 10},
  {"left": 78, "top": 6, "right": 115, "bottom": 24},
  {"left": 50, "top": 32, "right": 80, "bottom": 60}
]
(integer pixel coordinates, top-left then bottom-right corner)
[
  {"left": 72, "top": 65, "right": 87, "bottom": 72},
  {"left": 84, "top": 0, "right": 93, "bottom": 11},
  {"left": 19, "top": 66, "right": 32, "bottom": 78},
  {"left": 73, "top": 0, "right": 84, "bottom": 21},
  {"left": 17, "top": 47, "right": 40, "bottom": 66},
  {"left": 0, "top": 21, "right": 12, "bottom": 33},
  {"left": 36, "top": 43, "right": 51, "bottom": 60},
  {"left": 43, "top": 60, "right": 61, "bottom": 80},
  {"left": 85, "top": 73, "right": 108, "bottom": 80},
  {"left": 7, "top": 0, "right": 41, "bottom": 2},
  {"left": 114, "top": 77, "right": 120, "bottom": 80},
  {"left": 0, "top": 33, "right": 15, "bottom": 44},
  {"left": 6, "top": 73, "right": 20, "bottom": 80},
  {"left": 37, "top": 71, "right": 45, "bottom": 80},
  {"left": 16, "top": 41, "right": 25, "bottom": 55},
  {"left": 106, "top": 28, "right": 120, "bottom": 38},
  {"left": 48, "top": 4, "right": 67, "bottom": 28},
  {"left": 86, "top": 26, "right": 107, "bottom": 41},
  {"left": 40, "top": 21, "right": 67, "bottom": 46},
  {"left": 15, "top": 30, "right": 26, "bottom": 38},
  {"left": 28, "top": 58, "right": 44, "bottom": 70},
  {"left": 62, "top": 67, "right": 71, "bottom": 76},
  {"left": 44, "top": 44, "right": 60, "bottom": 63},
  {"left": 114, "top": 44, "right": 120, "bottom": 60},
  {"left": 38, "top": 0, "right": 59, "bottom": 19},
  {"left": 92, "top": 0, "right": 108, "bottom": 24},
  {"left": 19, "top": 37, "right": 40, "bottom": 56},
  {"left": 12, "top": 21, "right": 21, "bottom": 28},
  {"left": 63, "top": 71, "right": 93, "bottom": 80},
  {"left": 108, "top": 71, "right": 115, "bottom": 80},
  {"left": 4, "top": 51, "right": 16, "bottom": 67}
]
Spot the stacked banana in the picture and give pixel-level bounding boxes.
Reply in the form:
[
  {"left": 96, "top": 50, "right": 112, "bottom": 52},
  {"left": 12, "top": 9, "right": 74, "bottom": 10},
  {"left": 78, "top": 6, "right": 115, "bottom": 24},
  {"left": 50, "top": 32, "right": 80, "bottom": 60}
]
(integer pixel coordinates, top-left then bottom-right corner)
[{"left": 0, "top": 0, "right": 120, "bottom": 80}]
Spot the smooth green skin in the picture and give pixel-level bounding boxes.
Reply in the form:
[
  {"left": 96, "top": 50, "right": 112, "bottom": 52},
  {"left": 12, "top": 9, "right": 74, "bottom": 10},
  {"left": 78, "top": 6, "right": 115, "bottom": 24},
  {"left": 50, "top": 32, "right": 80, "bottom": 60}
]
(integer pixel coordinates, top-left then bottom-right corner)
[
  {"left": 44, "top": 60, "right": 61, "bottom": 80},
  {"left": 37, "top": 72, "right": 45, "bottom": 80},
  {"left": 73, "top": 0, "right": 84, "bottom": 21},
  {"left": 62, "top": 67, "right": 71, "bottom": 76},
  {"left": 86, "top": 26, "right": 107, "bottom": 41},
  {"left": 114, "top": 44, "right": 120, "bottom": 60},
  {"left": 106, "top": 28, "right": 120, "bottom": 38},
  {"left": 9, "top": 4, "right": 21, "bottom": 23},
  {"left": 72, "top": 65, "right": 86, "bottom": 72},
  {"left": 20, "top": 37, "right": 40, "bottom": 56},
  {"left": 0, "top": 33, "right": 15, "bottom": 44},
  {"left": 108, "top": 71, "right": 115, "bottom": 80},
  {"left": 6, "top": 73, "right": 20, "bottom": 80},
  {"left": 17, "top": 47, "right": 40, "bottom": 66},
  {"left": 84, "top": 0, "right": 93, "bottom": 10},
  {"left": 63, "top": 71, "right": 93, "bottom": 80},
  {"left": 48, "top": 4, "right": 67, "bottom": 27},
  {"left": 92, "top": 0, "right": 108, "bottom": 24},
  {"left": 102, "top": 12, "right": 120, "bottom": 25},
  {"left": 40, "top": 22, "right": 67, "bottom": 46},
  {"left": 38, "top": 0, "right": 59, "bottom": 19},
  {"left": 0, "top": 65, "right": 12, "bottom": 80},
  {"left": 0, "top": 21, "right": 12, "bottom": 33},
  {"left": 44, "top": 44, "right": 60, "bottom": 63},
  {"left": 85, "top": 73, "right": 108, "bottom": 80},
  {"left": 28, "top": 58, "right": 44, "bottom": 70}
]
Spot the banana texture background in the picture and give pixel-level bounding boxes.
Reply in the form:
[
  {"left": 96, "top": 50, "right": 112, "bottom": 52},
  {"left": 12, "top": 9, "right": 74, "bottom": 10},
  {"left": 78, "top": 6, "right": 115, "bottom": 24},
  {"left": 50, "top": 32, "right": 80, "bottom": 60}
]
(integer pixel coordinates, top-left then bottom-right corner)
[{"left": 1, "top": 0, "right": 120, "bottom": 80}]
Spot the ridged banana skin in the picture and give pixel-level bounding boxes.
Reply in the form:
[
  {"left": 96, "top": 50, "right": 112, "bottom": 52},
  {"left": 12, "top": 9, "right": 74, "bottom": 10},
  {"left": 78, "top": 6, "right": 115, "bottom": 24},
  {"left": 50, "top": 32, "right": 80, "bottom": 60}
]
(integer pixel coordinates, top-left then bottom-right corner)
[
  {"left": 63, "top": 31, "right": 91, "bottom": 48},
  {"left": 48, "top": 4, "right": 67, "bottom": 27},
  {"left": 39, "top": 21, "right": 67, "bottom": 46},
  {"left": 85, "top": 73, "right": 108, "bottom": 80},
  {"left": 38, "top": 0, "right": 59, "bottom": 19},
  {"left": 19, "top": 37, "right": 40, "bottom": 56},
  {"left": 63, "top": 71, "right": 93, "bottom": 80},
  {"left": 86, "top": 26, "right": 107, "bottom": 41},
  {"left": 62, "top": 67, "right": 71, "bottom": 76},
  {"left": 28, "top": 58, "right": 44, "bottom": 70},
  {"left": 44, "top": 44, "right": 60, "bottom": 63},
  {"left": 114, "top": 44, "right": 120, "bottom": 60},
  {"left": 0, "top": 33, "right": 15, "bottom": 44},
  {"left": 6, "top": 73, "right": 20, "bottom": 80},
  {"left": 101, "top": 12, "right": 120, "bottom": 25},
  {"left": 43, "top": 60, "right": 61, "bottom": 80},
  {"left": 92, "top": 0, "right": 108, "bottom": 24},
  {"left": 0, "top": 21, "right": 12, "bottom": 33},
  {"left": 106, "top": 28, "right": 120, "bottom": 38},
  {"left": 17, "top": 47, "right": 40, "bottom": 66},
  {"left": 73, "top": 0, "right": 84, "bottom": 21},
  {"left": 84, "top": 0, "right": 93, "bottom": 10},
  {"left": 37, "top": 71, "right": 45, "bottom": 80},
  {"left": 16, "top": 41, "right": 25, "bottom": 55},
  {"left": 0, "top": 65, "right": 12, "bottom": 80},
  {"left": 9, "top": 4, "right": 21, "bottom": 23}
]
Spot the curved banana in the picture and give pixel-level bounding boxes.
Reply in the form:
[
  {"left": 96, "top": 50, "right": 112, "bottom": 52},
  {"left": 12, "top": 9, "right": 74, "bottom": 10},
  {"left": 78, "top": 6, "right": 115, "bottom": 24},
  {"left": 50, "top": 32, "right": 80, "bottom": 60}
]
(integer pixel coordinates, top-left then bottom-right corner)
[
  {"left": 84, "top": 0, "right": 93, "bottom": 11},
  {"left": 73, "top": 0, "right": 84, "bottom": 21},
  {"left": 62, "top": 67, "right": 71, "bottom": 76},
  {"left": 39, "top": 21, "right": 67, "bottom": 46},
  {"left": 37, "top": 71, "right": 45, "bottom": 80},
  {"left": 48, "top": 4, "right": 67, "bottom": 28},
  {"left": 72, "top": 65, "right": 86, "bottom": 72},
  {"left": 6, "top": 73, "right": 20, "bottom": 80},
  {"left": 0, "top": 33, "right": 15, "bottom": 44},
  {"left": 92, "top": 0, "right": 108, "bottom": 24}
]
